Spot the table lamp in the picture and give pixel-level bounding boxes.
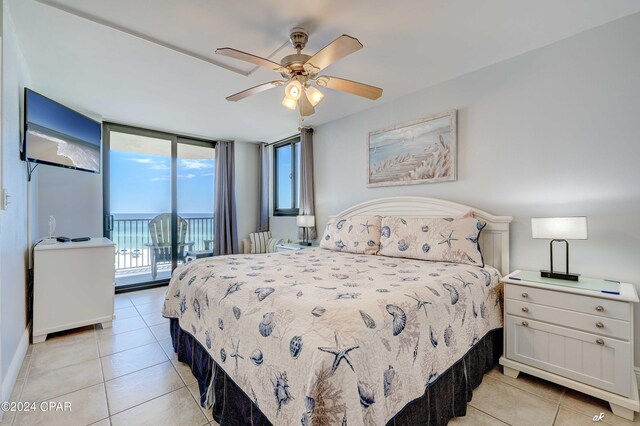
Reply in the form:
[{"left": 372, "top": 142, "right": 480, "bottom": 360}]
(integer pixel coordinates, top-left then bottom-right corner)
[
  {"left": 297, "top": 215, "right": 315, "bottom": 246},
  {"left": 531, "top": 217, "right": 587, "bottom": 281}
]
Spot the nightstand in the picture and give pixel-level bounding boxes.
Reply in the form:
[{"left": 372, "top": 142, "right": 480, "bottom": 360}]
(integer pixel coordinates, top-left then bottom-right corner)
[
  {"left": 499, "top": 270, "right": 639, "bottom": 420},
  {"left": 275, "top": 242, "right": 317, "bottom": 252}
]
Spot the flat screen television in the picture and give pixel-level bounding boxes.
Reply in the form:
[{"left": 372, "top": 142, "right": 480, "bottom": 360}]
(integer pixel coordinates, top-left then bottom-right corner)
[{"left": 23, "top": 88, "right": 101, "bottom": 173}]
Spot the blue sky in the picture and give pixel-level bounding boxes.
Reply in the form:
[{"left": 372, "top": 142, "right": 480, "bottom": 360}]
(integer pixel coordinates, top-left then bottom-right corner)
[
  {"left": 110, "top": 150, "right": 214, "bottom": 215},
  {"left": 27, "top": 89, "right": 101, "bottom": 146}
]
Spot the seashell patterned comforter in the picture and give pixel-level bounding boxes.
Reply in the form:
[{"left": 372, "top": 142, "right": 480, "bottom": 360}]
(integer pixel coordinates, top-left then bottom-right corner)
[{"left": 163, "top": 248, "right": 503, "bottom": 425}]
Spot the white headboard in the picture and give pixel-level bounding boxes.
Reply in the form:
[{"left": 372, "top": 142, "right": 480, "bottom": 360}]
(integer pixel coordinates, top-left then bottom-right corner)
[{"left": 328, "top": 197, "right": 513, "bottom": 276}]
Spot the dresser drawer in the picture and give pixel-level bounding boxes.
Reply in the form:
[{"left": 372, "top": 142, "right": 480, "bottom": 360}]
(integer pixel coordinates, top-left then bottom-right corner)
[
  {"left": 506, "top": 315, "right": 632, "bottom": 397},
  {"left": 507, "top": 300, "right": 630, "bottom": 340},
  {"left": 505, "top": 283, "right": 630, "bottom": 321}
]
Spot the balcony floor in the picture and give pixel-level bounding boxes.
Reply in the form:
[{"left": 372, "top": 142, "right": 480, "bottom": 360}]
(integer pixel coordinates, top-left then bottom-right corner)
[{"left": 115, "top": 264, "right": 172, "bottom": 287}]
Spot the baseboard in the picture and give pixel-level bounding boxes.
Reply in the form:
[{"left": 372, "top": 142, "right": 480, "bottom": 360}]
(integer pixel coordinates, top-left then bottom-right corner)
[
  {"left": 1, "top": 327, "right": 30, "bottom": 402},
  {"left": 635, "top": 366, "right": 640, "bottom": 390}
]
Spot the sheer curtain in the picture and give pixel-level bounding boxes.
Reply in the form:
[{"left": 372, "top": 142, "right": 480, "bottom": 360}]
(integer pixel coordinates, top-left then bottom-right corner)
[
  {"left": 298, "top": 128, "right": 317, "bottom": 240},
  {"left": 214, "top": 141, "right": 239, "bottom": 255},
  {"left": 257, "top": 143, "right": 269, "bottom": 232}
]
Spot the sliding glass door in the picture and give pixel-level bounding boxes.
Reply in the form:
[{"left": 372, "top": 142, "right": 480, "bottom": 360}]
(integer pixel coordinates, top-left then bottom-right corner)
[{"left": 103, "top": 124, "right": 215, "bottom": 290}]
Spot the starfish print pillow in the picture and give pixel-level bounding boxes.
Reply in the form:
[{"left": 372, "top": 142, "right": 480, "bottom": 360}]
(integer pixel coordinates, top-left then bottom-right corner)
[
  {"left": 320, "top": 215, "right": 382, "bottom": 255},
  {"left": 379, "top": 215, "right": 486, "bottom": 266}
]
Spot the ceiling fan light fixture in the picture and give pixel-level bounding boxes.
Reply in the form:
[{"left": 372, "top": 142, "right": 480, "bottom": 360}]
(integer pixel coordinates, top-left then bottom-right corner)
[
  {"left": 285, "top": 80, "right": 302, "bottom": 100},
  {"left": 305, "top": 86, "right": 324, "bottom": 107},
  {"left": 282, "top": 96, "right": 297, "bottom": 110}
]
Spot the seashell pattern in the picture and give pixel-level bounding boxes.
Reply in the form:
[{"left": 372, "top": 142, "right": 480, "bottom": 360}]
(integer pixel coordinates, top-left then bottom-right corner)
[
  {"left": 273, "top": 372, "right": 293, "bottom": 411},
  {"left": 250, "top": 349, "right": 263, "bottom": 366},
  {"left": 383, "top": 365, "right": 396, "bottom": 397},
  {"left": 259, "top": 312, "right": 276, "bottom": 337},
  {"left": 359, "top": 310, "right": 376, "bottom": 329},
  {"left": 444, "top": 325, "right": 453, "bottom": 347},
  {"left": 255, "top": 287, "right": 275, "bottom": 301},
  {"left": 430, "top": 326, "right": 438, "bottom": 347},
  {"left": 233, "top": 306, "right": 241, "bottom": 320},
  {"left": 220, "top": 348, "right": 226, "bottom": 363},
  {"left": 480, "top": 269, "right": 492, "bottom": 286},
  {"left": 386, "top": 304, "right": 407, "bottom": 336},
  {"left": 289, "top": 336, "right": 303, "bottom": 359},
  {"left": 311, "top": 306, "right": 326, "bottom": 317},
  {"left": 381, "top": 226, "right": 391, "bottom": 238},
  {"left": 358, "top": 381, "right": 376, "bottom": 408},
  {"left": 442, "top": 283, "right": 459, "bottom": 305}
]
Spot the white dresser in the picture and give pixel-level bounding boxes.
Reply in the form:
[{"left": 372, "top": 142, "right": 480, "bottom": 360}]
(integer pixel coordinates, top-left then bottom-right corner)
[
  {"left": 499, "top": 270, "right": 639, "bottom": 420},
  {"left": 33, "top": 238, "right": 116, "bottom": 343}
]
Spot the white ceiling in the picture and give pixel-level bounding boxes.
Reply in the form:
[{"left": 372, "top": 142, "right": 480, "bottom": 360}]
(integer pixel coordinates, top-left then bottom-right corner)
[{"left": 8, "top": 0, "right": 640, "bottom": 142}]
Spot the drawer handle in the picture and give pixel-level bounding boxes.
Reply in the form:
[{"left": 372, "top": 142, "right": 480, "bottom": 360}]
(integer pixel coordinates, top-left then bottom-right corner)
[
  {"left": 595, "top": 322, "right": 604, "bottom": 329},
  {"left": 521, "top": 307, "right": 529, "bottom": 313},
  {"left": 521, "top": 293, "right": 528, "bottom": 298},
  {"left": 521, "top": 321, "right": 529, "bottom": 327},
  {"left": 595, "top": 305, "right": 604, "bottom": 312},
  {"left": 596, "top": 338, "right": 605, "bottom": 346}
]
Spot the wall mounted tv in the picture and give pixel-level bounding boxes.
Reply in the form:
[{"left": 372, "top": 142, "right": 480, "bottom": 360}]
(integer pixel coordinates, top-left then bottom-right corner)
[{"left": 23, "top": 88, "right": 101, "bottom": 173}]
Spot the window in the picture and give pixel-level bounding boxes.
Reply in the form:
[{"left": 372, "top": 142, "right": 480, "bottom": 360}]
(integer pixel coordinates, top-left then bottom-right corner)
[{"left": 273, "top": 137, "right": 301, "bottom": 216}]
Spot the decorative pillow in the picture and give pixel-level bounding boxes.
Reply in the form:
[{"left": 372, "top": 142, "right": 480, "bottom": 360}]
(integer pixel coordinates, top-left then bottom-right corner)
[
  {"left": 379, "top": 216, "right": 486, "bottom": 266},
  {"left": 320, "top": 216, "right": 382, "bottom": 255},
  {"left": 267, "top": 238, "right": 288, "bottom": 253},
  {"left": 249, "top": 231, "right": 271, "bottom": 254}
]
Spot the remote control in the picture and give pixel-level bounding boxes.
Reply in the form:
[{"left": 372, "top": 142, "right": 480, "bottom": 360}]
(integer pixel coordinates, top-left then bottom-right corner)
[
  {"left": 71, "top": 237, "right": 91, "bottom": 242},
  {"left": 56, "top": 237, "right": 71, "bottom": 243}
]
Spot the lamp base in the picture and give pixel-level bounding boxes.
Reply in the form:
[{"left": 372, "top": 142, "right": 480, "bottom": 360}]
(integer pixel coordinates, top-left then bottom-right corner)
[
  {"left": 540, "top": 270, "right": 580, "bottom": 281},
  {"left": 298, "top": 241, "right": 312, "bottom": 246}
]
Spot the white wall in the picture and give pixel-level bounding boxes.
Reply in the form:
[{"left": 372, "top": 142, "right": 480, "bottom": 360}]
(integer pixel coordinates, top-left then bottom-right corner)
[
  {"left": 313, "top": 14, "right": 640, "bottom": 364},
  {"left": 0, "top": 1, "right": 31, "bottom": 401},
  {"left": 36, "top": 166, "right": 102, "bottom": 238},
  {"left": 234, "top": 142, "right": 259, "bottom": 243}
]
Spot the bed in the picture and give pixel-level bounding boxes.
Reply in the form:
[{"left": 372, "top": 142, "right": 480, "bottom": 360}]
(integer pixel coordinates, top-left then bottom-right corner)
[{"left": 163, "top": 197, "right": 512, "bottom": 425}]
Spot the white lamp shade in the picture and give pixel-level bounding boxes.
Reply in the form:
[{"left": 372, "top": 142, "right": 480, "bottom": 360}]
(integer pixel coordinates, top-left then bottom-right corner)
[
  {"left": 531, "top": 217, "right": 588, "bottom": 240},
  {"left": 297, "top": 215, "right": 315, "bottom": 227}
]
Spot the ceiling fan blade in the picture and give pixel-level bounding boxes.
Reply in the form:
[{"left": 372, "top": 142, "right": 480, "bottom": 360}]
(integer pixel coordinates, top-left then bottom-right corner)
[
  {"left": 216, "top": 48, "right": 284, "bottom": 72},
  {"left": 226, "top": 80, "right": 286, "bottom": 102},
  {"left": 316, "top": 76, "right": 383, "bottom": 100},
  {"left": 303, "top": 35, "right": 363, "bottom": 74},
  {"left": 299, "top": 91, "right": 315, "bottom": 116}
]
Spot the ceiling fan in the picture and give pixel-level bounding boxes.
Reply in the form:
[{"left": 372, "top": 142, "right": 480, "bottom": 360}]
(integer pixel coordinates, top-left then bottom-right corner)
[{"left": 215, "top": 27, "right": 383, "bottom": 117}]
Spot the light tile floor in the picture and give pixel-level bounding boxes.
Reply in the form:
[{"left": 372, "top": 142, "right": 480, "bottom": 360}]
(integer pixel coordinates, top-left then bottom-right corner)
[{"left": 0, "top": 285, "right": 637, "bottom": 426}]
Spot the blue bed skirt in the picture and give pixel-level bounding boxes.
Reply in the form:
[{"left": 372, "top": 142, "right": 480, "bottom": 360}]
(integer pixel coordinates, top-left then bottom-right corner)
[{"left": 169, "top": 318, "right": 502, "bottom": 425}]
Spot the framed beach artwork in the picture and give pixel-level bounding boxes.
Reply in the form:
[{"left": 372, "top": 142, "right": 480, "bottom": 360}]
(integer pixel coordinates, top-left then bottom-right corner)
[{"left": 367, "top": 110, "right": 457, "bottom": 187}]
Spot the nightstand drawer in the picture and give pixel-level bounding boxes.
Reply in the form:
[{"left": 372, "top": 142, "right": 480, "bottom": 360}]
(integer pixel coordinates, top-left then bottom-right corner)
[
  {"left": 507, "top": 300, "right": 630, "bottom": 340},
  {"left": 505, "top": 283, "right": 630, "bottom": 321},
  {"left": 506, "top": 315, "right": 632, "bottom": 397}
]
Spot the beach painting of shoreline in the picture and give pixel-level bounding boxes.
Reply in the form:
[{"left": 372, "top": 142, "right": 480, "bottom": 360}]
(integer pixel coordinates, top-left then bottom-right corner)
[{"left": 368, "top": 110, "right": 456, "bottom": 187}]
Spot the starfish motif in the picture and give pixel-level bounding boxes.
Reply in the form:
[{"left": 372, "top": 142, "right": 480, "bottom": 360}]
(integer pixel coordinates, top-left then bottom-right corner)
[
  {"left": 318, "top": 333, "right": 360, "bottom": 375},
  {"left": 202, "top": 273, "right": 216, "bottom": 284},
  {"left": 230, "top": 340, "right": 244, "bottom": 369},
  {"left": 405, "top": 292, "right": 432, "bottom": 318},
  {"left": 438, "top": 231, "right": 458, "bottom": 248},
  {"left": 360, "top": 221, "right": 374, "bottom": 234},
  {"left": 220, "top": 282, "right": 244, "bottom": 302}
]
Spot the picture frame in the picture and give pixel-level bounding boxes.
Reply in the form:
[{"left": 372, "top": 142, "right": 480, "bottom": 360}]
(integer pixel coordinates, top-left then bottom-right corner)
[{"left": 367, "top": 110, "right": 457, "bottom": 187}]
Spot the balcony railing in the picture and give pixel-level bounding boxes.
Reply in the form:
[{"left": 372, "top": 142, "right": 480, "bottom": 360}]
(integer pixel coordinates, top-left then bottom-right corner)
[{"left": 112, "top": 216, "right": 214, "bottom": 272}]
